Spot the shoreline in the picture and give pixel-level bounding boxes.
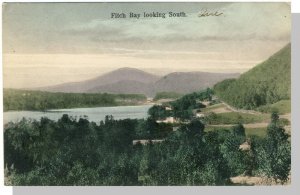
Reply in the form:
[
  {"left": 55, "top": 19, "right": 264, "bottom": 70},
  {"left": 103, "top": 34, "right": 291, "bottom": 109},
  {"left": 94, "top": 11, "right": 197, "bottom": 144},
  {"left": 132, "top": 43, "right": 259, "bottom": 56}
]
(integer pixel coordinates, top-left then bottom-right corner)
[{"left": 3, "top": 102, "right": 153, "bottom": 113}]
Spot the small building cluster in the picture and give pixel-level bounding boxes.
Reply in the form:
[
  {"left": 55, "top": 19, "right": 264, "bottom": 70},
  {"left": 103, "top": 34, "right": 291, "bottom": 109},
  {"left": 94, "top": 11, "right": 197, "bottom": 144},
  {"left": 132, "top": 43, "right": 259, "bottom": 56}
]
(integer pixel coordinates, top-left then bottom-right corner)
[{"left": 156, "top": 116, "right": 176, "bottom": 124}]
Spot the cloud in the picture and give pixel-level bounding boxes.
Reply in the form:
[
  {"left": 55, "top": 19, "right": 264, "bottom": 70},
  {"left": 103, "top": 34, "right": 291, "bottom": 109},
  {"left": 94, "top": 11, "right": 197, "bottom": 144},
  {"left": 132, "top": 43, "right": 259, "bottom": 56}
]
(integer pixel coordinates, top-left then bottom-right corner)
[
  {"left": 3, "top": 2, "right": 290, "bottom": 54},
  {"left": 62, "top": 3, "right": 290, "bottom": 44}
]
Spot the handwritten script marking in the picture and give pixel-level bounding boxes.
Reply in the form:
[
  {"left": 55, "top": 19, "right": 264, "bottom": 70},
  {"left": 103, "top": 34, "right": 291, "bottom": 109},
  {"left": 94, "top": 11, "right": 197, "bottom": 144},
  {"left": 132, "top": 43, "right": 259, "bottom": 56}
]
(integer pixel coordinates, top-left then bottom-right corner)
[{"left": 198, "top": 9, "right": 223, "bottom": 18}]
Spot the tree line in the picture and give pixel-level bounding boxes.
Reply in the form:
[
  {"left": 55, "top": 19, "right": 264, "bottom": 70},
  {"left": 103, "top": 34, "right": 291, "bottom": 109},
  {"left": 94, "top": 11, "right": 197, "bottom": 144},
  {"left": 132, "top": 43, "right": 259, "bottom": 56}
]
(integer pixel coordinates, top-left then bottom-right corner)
[
  {"left": 3, "top": 89, "right": 146, "bottom": 111},
  {"left": 153, "top": 92, "right": 182, "bottom": 101}
]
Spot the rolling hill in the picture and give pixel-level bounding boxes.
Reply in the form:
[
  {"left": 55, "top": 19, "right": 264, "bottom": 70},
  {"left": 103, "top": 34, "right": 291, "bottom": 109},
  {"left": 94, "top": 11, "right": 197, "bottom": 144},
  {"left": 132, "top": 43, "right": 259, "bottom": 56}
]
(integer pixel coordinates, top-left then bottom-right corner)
[
  {"left": 87, "top": 80, "right": 151, "bottom": 96},
  {"left": 36, "top": 68, "right": 239, "bottom": 97},
  {"left": 214, "top": 43, "right": 291, "bottom": 109},
  {"left": 38, "top": 67, "right": 160, "bottom": 93}
]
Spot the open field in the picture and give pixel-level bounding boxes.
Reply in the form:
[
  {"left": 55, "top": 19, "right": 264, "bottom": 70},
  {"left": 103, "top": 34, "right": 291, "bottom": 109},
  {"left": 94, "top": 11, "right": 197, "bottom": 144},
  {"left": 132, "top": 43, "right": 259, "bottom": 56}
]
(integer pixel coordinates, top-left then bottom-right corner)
[
  {"left": 245, "top": 127, "right": 267, "bottom": 137},
  {"left": 202, "top": 102, "right": 290, "bottom": 138},
  {"left": 204, "top": 112, "right": 270, "bottom": 125},
  {"left": 205, "top": 126, "right": 267, "bottom": 138},
  {"left": 257, "top": 100, "right": 291, "bottom": 114},
  {"left": 202, "top": 103, "right": 231, "bottom": 113}
]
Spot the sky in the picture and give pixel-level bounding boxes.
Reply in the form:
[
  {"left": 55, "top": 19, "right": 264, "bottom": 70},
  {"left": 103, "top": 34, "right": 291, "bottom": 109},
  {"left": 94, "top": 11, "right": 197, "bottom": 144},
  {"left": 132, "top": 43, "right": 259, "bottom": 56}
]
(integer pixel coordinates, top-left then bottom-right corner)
[{"left": 2, "top": 2, "right": 291, "bottom": 88}]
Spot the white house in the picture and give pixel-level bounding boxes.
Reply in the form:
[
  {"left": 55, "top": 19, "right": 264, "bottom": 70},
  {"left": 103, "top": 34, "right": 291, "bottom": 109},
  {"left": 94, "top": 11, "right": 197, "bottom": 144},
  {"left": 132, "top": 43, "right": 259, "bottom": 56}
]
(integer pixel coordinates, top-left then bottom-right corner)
[
  {"left": 156, "top": 117, "right": 176, "bottom": 124},
  {"left": 239, "top": 142, "right": 251, "bottom": 151},
  {"left": 165, "top": 106, "right": 172, "bottom": 111},
  {"left": 196, "top": 113, "right": 205, "bottom": 118}
]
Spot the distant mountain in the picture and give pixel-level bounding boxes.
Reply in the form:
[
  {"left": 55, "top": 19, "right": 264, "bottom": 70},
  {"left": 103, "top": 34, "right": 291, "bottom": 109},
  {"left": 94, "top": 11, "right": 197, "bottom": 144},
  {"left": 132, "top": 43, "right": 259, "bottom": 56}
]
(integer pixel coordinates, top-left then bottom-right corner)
[
  {"left": 87, "top": 80, "right": 151, "bottom": 96},
  {"left": 214, "top": 43, "right": 291, "bottom": 109},
  {"left": 38, "top": 67, "right": 160, "bottom": 93},
  {"left": 36, "top": 67, "right": 239, "bottom": 97}
]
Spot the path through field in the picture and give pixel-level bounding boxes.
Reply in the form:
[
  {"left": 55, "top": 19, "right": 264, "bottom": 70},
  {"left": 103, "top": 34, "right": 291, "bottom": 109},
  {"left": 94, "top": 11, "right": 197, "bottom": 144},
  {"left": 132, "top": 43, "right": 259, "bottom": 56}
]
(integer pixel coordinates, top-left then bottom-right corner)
[
  {"left": 204, "top": 103, "right": 290, "bottom": 132},
  {"left": 207, "top": 122, "right": 269, "bottom": 129}
]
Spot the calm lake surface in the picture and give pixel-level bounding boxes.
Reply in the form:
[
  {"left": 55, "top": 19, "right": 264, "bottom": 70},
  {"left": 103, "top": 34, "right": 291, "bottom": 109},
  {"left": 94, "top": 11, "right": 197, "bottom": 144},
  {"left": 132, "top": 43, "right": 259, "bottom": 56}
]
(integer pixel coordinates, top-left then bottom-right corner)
[{"left": 3, "top": 105, "right": 152, "bottom": 124}]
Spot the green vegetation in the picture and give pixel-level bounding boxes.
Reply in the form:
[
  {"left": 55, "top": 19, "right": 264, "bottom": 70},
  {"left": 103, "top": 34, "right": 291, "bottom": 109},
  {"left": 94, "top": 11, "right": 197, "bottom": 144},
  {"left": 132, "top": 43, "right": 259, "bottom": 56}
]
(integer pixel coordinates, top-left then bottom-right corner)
[
  {"left": 4, "top": 48, "right": 292, "bottom": 186},
  {"left": 232, "top": 124, "right": 246, "bottom": 137},
  {"left": 148, "top": 105, "right": 172, "bottom": 120},
  {"left": 205, "top": 126, "right": 232, "bottom": 132},
  {"left": 170, "top": 88, "right": 213, "bottom": 120},
  {"left": 251, "top": 113, "right": 291, "bottom": 183},
  {"left": 205, "top": 126, "right": 267, "bottom": 138},
  {"left": 202, "top": 103, "right": 226, "bottom": 113},
  {"left": 153, "top": 91, "right": 182, "bottom": 101},
  {"left": 135, "top": 118, "right": 173, "bottom": 139},
  {"left": 214, "top": 43, "right": 291, "bottom": 109},
  {"left": 257, "top": 100, "right": 291, "bottom": 114},
  {"left": 245, "top": 128, "right": 267, "bottom": 138},
  {"left": 204, "top": 112, "right": 269, "bottom": 125},
  {"left": 278, "top": 118, "right": 290, "bottom": 126},
  {"left": 3, "top": 89, "right": 146, "bottom": 111},
  {"left": 4, "top": 112, "right": 290, "bottom": 185},
  {"left": 147, "top": 88, "right": 213, "bottom": 121},
  {"left": 3, "top": 116, "right": 227, "bottom": 185}
]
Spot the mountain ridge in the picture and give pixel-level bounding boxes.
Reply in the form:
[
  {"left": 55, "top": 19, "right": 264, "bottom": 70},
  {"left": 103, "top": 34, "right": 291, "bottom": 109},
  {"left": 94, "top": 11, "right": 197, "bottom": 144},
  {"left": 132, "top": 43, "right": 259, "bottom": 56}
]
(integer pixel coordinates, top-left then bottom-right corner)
[
  {"left": 214, "top": 43, "right": 291, "bottom": 109},
  {"left": 34, "top": 67, "right": 240, "bottom": 97},
  {"left": 36, "top": 67, "right": 160, "bottom": 93}
]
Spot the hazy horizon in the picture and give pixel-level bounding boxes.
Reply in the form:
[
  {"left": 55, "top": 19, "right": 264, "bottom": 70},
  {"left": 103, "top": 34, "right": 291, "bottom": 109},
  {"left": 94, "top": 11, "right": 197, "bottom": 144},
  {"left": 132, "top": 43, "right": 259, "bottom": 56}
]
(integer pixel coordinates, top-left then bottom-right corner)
[
  {"left": 4, "top": 65, "right": 244, "bottom": 89},
  {"left": 3, "top": 2, "right": 290, "bottom": 88}
]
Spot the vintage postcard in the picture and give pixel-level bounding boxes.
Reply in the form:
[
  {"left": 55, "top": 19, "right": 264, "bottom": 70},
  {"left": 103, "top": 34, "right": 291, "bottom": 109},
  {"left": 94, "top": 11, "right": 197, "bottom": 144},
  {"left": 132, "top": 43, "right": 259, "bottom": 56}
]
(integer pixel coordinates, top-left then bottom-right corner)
[{"left": 2, "top": 2, "right": 291, "bottom": 186}]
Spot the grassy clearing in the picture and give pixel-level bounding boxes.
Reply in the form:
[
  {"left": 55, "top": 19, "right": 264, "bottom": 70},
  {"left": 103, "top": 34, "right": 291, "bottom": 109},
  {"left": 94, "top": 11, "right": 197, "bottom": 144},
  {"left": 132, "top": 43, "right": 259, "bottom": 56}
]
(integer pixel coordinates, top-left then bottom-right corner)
[
  {"left": 257, "top": 100, "right": 291, "bottom": 114},
  {"left": 279, "top": 118, "right": 290, "bottom": 126},
  {"left": 205, "top": 126, "right": 232, "bottom": 132},
  {"left": 204, "top": 112, "right": 270, "bottom": 125},
  {"left": 205, "top": 126, "right": 267, "bottom": 138},
  {"left": 202, "top": 103, "right": 226, "bottom": 112},
  {"left": 245, "top": 127, "right": 267, "bottom": 138}
]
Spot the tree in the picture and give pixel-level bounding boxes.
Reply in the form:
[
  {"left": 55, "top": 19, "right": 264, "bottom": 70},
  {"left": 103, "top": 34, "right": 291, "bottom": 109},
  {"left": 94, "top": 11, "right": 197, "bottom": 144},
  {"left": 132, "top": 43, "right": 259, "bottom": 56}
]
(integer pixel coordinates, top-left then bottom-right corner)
[
  {"left": 148, "top": 105, "right": 170, "bottom": 120},
  {"left": 220, "top": 136, "right": 247, "bottom": 176},
  {"left": 178, "top": 119, "right": 205, "bottom": 138},
  {"left": 255, "top": 112, "right": 290, "bottom": 183},
  {"left": 232, "top": 123, "right": 246, "bottom": 138}
]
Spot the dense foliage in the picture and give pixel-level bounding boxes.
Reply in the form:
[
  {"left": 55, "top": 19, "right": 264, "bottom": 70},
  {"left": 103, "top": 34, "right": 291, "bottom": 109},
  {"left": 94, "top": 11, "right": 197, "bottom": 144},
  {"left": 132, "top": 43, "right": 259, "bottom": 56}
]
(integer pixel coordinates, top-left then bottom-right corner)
[
  {"left": 214, "top": 43, "right": 291, "bottom": 109},
  {"left": 3, "top": 89, "right": 146, "bottom": 111},
  {"left": 4, "top": 112, "right": 290, "bottom": 185},
  {"left": 251, "top": 113, "right": 291, "bottom": 183},
  {"left": 148, "top": 105, "right": 172, "bottom": 120},
  {"left": 148, "top": 88, "right": 213, "bottom": 121},
  {"left": 153, "top": 92, "right": 182, "bottom": 101},
  {"left": 170, "top": 92, "right": 205, "bottom": 120}
]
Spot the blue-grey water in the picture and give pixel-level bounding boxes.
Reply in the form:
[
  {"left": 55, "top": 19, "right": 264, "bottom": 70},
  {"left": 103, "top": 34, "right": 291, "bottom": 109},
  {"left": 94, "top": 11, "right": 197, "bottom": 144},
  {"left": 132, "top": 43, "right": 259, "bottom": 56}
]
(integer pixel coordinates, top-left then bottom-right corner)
[{"left": 3, "top": 105, "right": 152, "bottom": 124}]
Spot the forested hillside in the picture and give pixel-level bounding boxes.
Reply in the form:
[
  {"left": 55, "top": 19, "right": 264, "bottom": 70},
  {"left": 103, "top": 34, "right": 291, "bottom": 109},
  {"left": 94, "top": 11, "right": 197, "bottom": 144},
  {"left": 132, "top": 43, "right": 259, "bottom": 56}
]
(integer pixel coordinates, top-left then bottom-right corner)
[
  {"left": 214, "top": 43, "right": 291, "bottom": 109},
  {"left": 3, "top": 89, "right": 146, "bottom": 111}
]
